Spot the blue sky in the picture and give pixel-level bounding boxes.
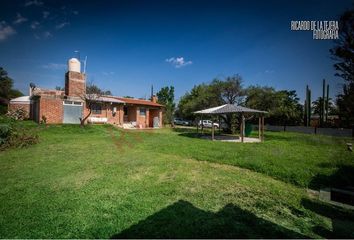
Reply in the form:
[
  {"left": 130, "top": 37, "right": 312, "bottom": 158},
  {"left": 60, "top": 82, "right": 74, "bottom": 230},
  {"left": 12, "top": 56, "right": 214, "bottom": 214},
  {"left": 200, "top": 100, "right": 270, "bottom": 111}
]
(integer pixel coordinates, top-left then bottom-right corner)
[{"left": 0, "top": 0, "right": 353, "bottom": 103}]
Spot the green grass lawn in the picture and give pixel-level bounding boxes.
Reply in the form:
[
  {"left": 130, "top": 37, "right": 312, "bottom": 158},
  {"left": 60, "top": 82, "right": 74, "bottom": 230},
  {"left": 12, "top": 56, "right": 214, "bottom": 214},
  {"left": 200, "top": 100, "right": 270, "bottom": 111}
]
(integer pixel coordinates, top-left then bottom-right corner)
[{"left": 0, "top": 123, "right": 353, "bottom": 238}]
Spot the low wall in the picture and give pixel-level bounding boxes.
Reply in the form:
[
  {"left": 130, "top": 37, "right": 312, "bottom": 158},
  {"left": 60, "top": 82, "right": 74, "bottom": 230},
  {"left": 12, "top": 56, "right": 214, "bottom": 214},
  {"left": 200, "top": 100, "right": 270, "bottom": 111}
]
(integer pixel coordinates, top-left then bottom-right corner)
[{"left": 253, "top": 125, "right": 353, "bottom": 138}]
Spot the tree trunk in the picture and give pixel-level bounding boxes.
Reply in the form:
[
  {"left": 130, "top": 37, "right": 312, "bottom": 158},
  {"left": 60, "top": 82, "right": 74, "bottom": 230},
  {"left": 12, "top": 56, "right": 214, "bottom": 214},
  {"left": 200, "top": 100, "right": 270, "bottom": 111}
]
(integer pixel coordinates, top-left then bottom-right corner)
[{"left": 80, "top": 108, "right": 92, "bottom": 127}]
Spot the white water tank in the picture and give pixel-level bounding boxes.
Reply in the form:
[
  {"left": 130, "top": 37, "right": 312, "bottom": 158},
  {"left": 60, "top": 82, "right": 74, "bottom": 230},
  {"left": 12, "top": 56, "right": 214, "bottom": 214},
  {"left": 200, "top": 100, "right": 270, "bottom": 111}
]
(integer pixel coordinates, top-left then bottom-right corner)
[{"left": 68, "top": 58, "right": 81, "bottom": 73}]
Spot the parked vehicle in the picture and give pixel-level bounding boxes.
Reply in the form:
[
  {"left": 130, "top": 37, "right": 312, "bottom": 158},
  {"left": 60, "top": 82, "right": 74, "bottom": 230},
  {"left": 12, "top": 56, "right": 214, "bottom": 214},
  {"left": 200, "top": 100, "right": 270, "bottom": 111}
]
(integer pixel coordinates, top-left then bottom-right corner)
[
  {"left": 198, "top": 120, "right": 219, "bottom": 128},
  {"left": 174, "top": 118, "right": 190, "bottom": 126}
]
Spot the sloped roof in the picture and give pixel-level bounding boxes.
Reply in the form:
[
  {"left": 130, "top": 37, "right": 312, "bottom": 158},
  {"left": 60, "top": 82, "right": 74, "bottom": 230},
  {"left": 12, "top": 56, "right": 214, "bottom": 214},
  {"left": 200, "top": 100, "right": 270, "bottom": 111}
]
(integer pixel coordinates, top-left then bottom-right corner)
[
  {"left": 96, "top": 96, "right": 125, "bottom": 103},
  {"left": 194, "top": 104, "right": 267, "bottom": 114},
  {"left": 115, "top": 97, "right": 163, "bottom": 107},
  {"left": 10, "top": 96, "right": 31, "bottom": 103}
]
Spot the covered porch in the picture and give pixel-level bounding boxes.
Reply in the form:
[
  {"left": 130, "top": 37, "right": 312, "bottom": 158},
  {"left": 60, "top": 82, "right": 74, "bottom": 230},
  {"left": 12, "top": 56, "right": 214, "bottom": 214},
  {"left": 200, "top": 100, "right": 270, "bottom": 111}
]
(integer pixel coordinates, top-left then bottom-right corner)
[{"left": 122, "top": 105, "right": 162, "bottom": 129}]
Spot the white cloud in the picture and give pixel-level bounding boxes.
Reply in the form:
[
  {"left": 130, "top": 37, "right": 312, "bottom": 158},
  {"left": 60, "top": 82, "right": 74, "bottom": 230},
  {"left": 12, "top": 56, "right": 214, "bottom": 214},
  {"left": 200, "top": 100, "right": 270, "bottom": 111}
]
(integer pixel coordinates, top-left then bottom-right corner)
[
  {"left": 102, "top": 71, "right": 115, "bottom": 76},
  {"left": 13, "top": 13, "right": 28, "bottom": 24},
  {"left": 43, "top": 31, "right": 52, "bottom": 38},
  {"left": 43, "top": 11, "right": 50, "bottom": 19},
  {"left": 31, "top": 21, "right": 40, "bottom": 29},
  {"left": 265, "top": 69, "right": 274, "bottom": 74},
  {"left": 24, "top": 0, "right": 43, "bottom": 7},
  {"left": 0, "top": 21, "right": 16, "bottom": 41},
  {"left": 165, "top": 57, "right": 192, "bottom": 68},
  {"left": 56, "top": 22, "right": 69, "bottom": 29},
  {"left": 33, "top": 31, "right": 52, "bottom": 40},
  {"left": 42, "top": 63, "right": 66, "bottom": 70}
]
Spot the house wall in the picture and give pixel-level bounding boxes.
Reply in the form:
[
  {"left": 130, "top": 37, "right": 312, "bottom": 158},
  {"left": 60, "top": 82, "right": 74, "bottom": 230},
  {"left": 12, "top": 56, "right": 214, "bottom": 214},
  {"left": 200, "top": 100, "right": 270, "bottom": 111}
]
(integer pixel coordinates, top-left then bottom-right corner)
[
  {"left": 149, "top": 109, "right": 161, "bottom": 127},
  {"left": 84, "top": 102, "right": 123, "bottom": 125},
  {"left": 8, "top": 103, "right": 30, "bottom": 118},
  {"left": 136, "top": 107, "right": 149, "bottom": 128},
  {"left": 39, "top": 96, "right": 63, "bottom": 123},
  {"left": 107, "top": 104, "right": 123, "bottom": 125}
]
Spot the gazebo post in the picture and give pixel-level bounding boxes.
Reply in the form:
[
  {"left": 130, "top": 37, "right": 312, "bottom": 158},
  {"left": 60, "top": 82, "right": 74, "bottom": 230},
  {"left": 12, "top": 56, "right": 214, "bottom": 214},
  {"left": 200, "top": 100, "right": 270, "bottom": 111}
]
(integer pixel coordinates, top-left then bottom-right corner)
[
  {"left": 258, "top": 115, "right": 261, "bottom": 141},
  {"left": 262, "top": 115, "right": 264, "bottom": 142},
  {"left": 212, "top": 119, "right": 215, "bottom": 141},
  {"left": 218, "top": 115, "right": 221, "bottom": 134},
  {"left": 241, "top": 113, "right": 244, "bottom": 143},
  {"left": 196, "top": 115, "right": 199, "bottom": 133}
]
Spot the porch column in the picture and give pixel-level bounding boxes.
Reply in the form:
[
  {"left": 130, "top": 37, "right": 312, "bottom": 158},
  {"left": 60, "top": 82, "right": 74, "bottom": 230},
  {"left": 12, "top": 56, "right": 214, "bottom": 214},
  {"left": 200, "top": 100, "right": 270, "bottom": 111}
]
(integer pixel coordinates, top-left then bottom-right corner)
[
  {"left": 119, "top": 105, "right": 124, "bottom": 125},
  {"left": 212, "top": 120, "right": 215, "bottom": 141},
  {"left": 159, "top": 109, "right": 163, "bottom": 127}
]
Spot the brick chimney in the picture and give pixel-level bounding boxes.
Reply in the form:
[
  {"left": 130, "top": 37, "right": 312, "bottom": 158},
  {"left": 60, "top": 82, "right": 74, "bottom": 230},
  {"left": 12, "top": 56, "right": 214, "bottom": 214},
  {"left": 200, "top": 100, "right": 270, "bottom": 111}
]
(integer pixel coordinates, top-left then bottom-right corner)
[
  {"left": 65, "top": 71, "right": 86, "bottom": 97},
  {"left": 151, "top": 95, "right": 157, "bottom": 103},
  {"left": 65, "top": 58, "right": 86, "bottom": 97}
]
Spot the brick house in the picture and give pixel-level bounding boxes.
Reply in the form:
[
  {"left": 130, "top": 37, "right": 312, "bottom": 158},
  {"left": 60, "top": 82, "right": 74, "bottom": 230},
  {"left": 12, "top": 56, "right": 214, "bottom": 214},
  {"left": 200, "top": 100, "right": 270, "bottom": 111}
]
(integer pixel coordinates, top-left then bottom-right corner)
[{"left": 11, "top": 58, "right": 164, "bottom": 128}]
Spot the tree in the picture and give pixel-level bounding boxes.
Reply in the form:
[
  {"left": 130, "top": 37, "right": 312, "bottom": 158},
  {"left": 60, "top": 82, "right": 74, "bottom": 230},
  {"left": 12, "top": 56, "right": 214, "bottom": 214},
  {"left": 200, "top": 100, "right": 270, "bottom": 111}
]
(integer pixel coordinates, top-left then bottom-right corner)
[
  {"left": 336, "top": 84, "right": 354, "bottom": 127},
  {"left": 246, "top": 86, "right": 303, "bottom": 126},
  {"left": 312, "top": 97, "right": 336, "bottom": 115},
  {"left": 246, "top": 86, "right": 278, "bottom": 112},
  {"left": 330, "top": 7, "right": 354, "bottom": 127},
  {"left": 0, "top": 67, "right": 23, "bottom": 114},
  {"left": 211, "top": 75, "right": 245, "bottom": 105},
  {"left": 156, "top": 86, "right": 175, "bottom": 125},
  {"left": 272, "top": 90, "right": 303, "bottom": 126},
  {"left": 79, "top": 82, "right": 107, "bottom": 127},
  {"left": 103, "top": 90, "right": 112, "bottom": 95},
  {"left": 177, "top": 75, "right": 245, "bottom": 132},
  {"left": 176, "top": 84, "right": 214, "bottom": 120}
]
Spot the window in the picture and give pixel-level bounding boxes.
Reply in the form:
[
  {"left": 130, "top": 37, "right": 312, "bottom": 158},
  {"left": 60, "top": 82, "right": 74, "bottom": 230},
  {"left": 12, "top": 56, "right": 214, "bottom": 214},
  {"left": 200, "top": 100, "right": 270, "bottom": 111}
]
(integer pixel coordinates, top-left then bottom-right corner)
[
  {"left": 139, "top": 108, "right": 146, "bottom": 116},
  {"left": 123, "top": 106, "right": 128, "bottom": 116},
  {"left": 91, "top": 104, "right": 102, "bottom": 114},
  {"left": 63, "top": 100, "right": 83, "bottom": 106}
]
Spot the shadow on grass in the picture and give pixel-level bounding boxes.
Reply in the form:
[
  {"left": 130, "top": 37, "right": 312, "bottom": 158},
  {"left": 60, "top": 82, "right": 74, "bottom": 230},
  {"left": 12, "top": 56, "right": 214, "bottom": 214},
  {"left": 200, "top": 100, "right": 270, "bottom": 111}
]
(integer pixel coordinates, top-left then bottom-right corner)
[
  {"left": 309, "top": 164, "right": 354, "bottom": 190},
  {"left": 301, "top": 198, "right": 354, "bottom": 238},
  {"left": 172, "top": 127, "right": 237, "bottom": 141},
  {"left": 112, "top": 200, "right": 307, "bottom": 239}
]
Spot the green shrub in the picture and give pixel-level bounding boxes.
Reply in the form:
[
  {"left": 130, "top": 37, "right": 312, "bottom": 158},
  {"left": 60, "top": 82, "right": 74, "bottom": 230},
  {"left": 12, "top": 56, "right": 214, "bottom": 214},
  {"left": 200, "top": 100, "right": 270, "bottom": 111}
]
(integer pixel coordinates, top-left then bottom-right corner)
[
  {"left": 0, "top": 117, "right": 38, "bottom": 151},
  {"left": 0, "top": 124, "right": 12, "bottom": 145}
]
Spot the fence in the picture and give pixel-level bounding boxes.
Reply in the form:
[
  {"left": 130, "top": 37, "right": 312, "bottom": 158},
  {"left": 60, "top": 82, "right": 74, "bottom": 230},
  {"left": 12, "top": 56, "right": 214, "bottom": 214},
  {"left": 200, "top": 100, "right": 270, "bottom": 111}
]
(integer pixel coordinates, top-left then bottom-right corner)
[{"left": 253, "top": 125, "right": 353, "bottom": 138}]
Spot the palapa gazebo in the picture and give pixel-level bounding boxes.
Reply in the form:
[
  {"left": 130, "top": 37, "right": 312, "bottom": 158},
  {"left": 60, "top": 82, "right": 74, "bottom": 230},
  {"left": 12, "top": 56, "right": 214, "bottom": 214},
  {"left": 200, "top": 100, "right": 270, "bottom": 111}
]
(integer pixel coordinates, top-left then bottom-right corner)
[{"left": 194, "top": 104, "right": 267, "bottom": 143}]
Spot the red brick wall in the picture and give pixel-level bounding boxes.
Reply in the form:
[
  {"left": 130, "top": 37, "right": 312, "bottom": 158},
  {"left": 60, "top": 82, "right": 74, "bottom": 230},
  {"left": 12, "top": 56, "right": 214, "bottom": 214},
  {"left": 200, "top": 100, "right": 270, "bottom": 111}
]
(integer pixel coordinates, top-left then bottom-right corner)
[
  {"left": 148, "top": 109, "right": 163, "bottom": 127},
  {"left": 136, "top": 107, "right": 149, "bottom": 128},
  {"left": 8, "top": 103, "right": 30, "bottom": 118},
  {"left": 84, "top": 102, "right": 124, "bottom": 125},
  {"left": 65, "top": 71, "right": 85, "bottom": 97},
  {"left": 107, "top": 104, "right": 122, "bottom": 125},
  {"left": 39, "top": 97, "right": 63, "bottom": 123}
]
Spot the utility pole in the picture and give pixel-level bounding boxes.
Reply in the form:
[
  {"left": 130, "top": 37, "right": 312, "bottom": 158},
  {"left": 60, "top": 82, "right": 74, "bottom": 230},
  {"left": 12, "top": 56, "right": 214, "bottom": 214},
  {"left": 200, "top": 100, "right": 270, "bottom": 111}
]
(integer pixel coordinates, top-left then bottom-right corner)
[
  {"left": 321, "top": 79, "right": 326, "bottom": 127},
  {"left": 326, "top": 84, "right": 329, "bottom": 123},
  {"left": 305, "top": 85, "right": 311, "bottom": 127}
]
